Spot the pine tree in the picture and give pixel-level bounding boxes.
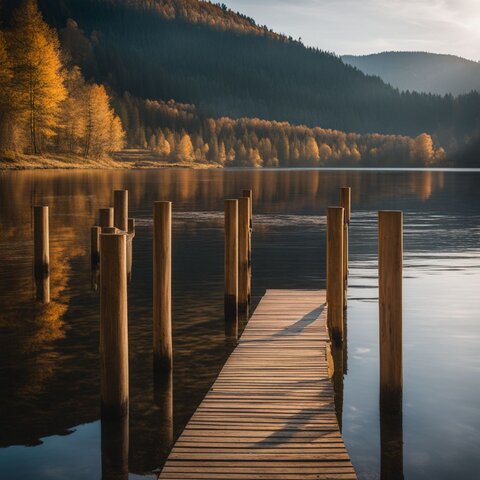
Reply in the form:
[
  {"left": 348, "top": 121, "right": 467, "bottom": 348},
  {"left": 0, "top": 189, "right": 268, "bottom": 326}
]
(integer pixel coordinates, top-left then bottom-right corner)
[{"left": 8, "top": 0, "right": 66, "bottom": 153}]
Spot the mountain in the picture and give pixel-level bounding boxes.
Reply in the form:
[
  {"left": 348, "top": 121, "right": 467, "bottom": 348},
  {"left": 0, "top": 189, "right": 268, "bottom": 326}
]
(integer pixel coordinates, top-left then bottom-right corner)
[
  {"left": 342, "top": 52, "right": 480, "bottom": 96},
  {"left": 2, "top": 0, "right": 480, "bottom": 153}
]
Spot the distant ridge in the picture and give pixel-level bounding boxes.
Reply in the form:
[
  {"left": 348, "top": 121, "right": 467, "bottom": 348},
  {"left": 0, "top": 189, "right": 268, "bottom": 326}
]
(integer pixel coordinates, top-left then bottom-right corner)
[{"left": 342, "top": 51, "right": 480, "bottom": 96}]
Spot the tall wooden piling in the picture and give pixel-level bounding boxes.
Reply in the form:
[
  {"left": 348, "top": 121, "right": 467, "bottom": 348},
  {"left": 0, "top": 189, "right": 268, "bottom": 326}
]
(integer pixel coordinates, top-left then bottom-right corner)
[
  {"left": 91, "top": 226, "right": 101, "bottom": 264},
  {"left": 100, "top": 233, "right": 128, "bottom": 418},
  {"left": 327, "top": 207, "right": 344, "bottom": 344},
  {"left": 153, "top": 201, "right": 172, "bottom": 372},
  {"left": 378, "top": 211, "right": 403, "bottom": 408},
  {"left": 242, "top": 189, "right": 252, "bottom": 301},
  {"left": 224, "top": 199, "right": 238, "bottom": 322},
  {"left": 238, "top": 197, "right": 250, "bottom": 313},
  {"left": 340, "top": 187, "right": 351, "bottom": 308},
  {"left": 34, "top": 206, "right": 50, "bottom": 303},
  {"left": 99, "top": 208, "right": 114, "bottom": 231},
  {"left": 114, "top": 190, "right": 128, "bottom": 232}
]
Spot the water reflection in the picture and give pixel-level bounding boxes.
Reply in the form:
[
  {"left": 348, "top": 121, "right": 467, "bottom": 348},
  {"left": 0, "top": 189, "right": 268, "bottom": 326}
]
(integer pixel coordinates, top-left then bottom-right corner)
[
  {"left": 380, "top": 393, "right": 404, "bottom": 480},
  {"left": 0, "top": 169, "right": 479, "bottom": 480},
  {"left": 101, "top": 415, "right": 129, "bottom": 480}
]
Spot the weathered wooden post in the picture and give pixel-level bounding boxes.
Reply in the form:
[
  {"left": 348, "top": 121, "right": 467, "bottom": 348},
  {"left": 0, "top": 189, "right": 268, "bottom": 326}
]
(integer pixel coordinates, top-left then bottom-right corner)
[
  {"left": 100, "top": 232, "right": 129, "bottom": 418},
  {"left": 238, "top": 196, "right": 250, "bottom": 313},
  {"left": 91, "top": 226, "right": 101, "bottom": 264},
  {"left": 340, "top": 187, "right": 351, "bottom": 308},
  {"left": 103, "top": 227, "right": 118, "bottom": 234},
  {"left": 327, "top": 207, "right": 344, "bottom": 344},
  {"left": 114, "top": 190, "right": 128, "bottom": 232},
  {"left": 225, "top": 199, "right": 238, "bottom": 322},
  {"left": 242, "top": 189, "right": 252, "bottom": 301},
  {"left": 153, "top": 201, "right": 172, "bottom": 372},
  {"left": 378, "top": 211, "right": 403, "bottom": 410},
  {"left": 128, "top": 218, "right": 135, "bottom": 235},
  {"left": 99, "top": 207, "right": 114, "bottom": 231},
  {"left": 34, "top": 205, "right": 50, "bottom": 303},
  {"left": 242, "top": 189, "right": 253, "bottom": 229}
]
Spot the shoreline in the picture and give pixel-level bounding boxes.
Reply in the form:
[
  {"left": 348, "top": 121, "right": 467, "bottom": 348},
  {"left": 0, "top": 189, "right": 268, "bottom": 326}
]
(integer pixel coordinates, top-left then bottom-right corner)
[{"left": 0, "top": 151, "right": 222, "bottom": 171}]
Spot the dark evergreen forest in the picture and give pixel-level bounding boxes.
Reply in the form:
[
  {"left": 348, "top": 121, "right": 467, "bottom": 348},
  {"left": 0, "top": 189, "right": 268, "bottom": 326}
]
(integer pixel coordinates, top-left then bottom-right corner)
[{"left": 2, "top": 0, "right": 479, "bottom": 156}]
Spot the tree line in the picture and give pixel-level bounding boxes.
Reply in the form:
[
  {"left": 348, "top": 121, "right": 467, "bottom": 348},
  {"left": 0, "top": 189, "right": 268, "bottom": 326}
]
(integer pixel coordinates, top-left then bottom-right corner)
[
  {"left": 11, "top": 0, "right": 477, "bottom": 153},
  {"left": 117, "top": 95, "right": 445, "bottom": 167},
  {"left": 0, "top": 0, "right": 124, "bottom": 158}
]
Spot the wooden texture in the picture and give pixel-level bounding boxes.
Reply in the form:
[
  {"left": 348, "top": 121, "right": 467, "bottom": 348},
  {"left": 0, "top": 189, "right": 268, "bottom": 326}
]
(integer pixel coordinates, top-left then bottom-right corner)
[
  {"left": 100, "top": 233, "right": 129, "bottom": 418},
  {"left": 159, "top": 289, "right": 357, "bottom": 480},
  {"left": 238, "top": 197, "right": 251, "bottom": 313},
  {"left": 224, "top": 199, "right": 238, "bottom": 321},
  {"left": 378, "top": 211, "right": 403, "bottom": 403},
  {"left": 327, "top": 207, "right": 344, "bottom": 344},
  {"left": 99, "top": 207, "right": 114, "bottom": 230},
  {"left": 114, "top": 190, "right": 128, "bottom": 232},
  {"left": 340, "top": 188, "right": 351, "bottom": 308},
  {"left": 154, "top": 202, "right": 173, "bottom": 372}
]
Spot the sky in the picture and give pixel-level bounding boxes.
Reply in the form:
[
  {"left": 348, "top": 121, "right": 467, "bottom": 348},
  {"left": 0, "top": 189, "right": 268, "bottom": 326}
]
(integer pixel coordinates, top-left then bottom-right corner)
[{"left": 221, "top": 0, "right": 480, "bottom": 61}]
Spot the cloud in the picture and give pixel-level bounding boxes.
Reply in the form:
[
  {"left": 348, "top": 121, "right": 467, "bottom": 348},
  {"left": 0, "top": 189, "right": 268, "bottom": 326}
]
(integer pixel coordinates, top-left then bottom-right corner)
[{"left": 222, "top": 0, "right": 480, "bottom": 60}]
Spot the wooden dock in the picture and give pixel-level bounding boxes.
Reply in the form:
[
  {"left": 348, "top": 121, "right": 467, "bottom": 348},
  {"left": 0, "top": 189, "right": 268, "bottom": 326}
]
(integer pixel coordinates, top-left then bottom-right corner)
[{"left": 159, "top": 289, "right": 357, "bottom": 479}]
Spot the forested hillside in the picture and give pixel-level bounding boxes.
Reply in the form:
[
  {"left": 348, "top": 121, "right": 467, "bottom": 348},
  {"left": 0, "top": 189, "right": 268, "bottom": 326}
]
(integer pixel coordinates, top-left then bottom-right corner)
[
  {"left": 343, "top": 52, "right": 480, "bottom": 96},
  {"left": 2, "top": 0, "right": 479, "bottom": 154}
]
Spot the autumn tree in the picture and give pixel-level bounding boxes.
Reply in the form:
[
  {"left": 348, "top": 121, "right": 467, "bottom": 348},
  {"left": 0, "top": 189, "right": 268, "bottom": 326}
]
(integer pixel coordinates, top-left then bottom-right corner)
[
  {"left": 0, "top": 31, "right": 17, "bottom": 153},
  {"left": 9, "top": 0, "right": 66, "bottom": 153},
  {"left": 175, "top": 133, "right": 194, "bottom": 162}
]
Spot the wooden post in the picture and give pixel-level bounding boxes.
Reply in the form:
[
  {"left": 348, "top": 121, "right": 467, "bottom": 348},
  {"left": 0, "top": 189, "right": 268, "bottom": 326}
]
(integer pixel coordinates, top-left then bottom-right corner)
[
  {"left": 238, "top": 197, "right": 250, "bottom": 313},
  {"left": 153, "top": 201, "right": 172, "bottom": 372},
  {"left": 128, "top": 218, "right": 135, "bottom": 235},
  {"left": 100, "top": 233, "right": 128, "bottom": 418},
  {"left": 340, "top": 187, "right": 351, "bottom": 308},
  {"left": 103, "top": 227, "right": 118, "bottom": 234},
  {"left": 91, "top": 226, "right": 101, "bottom": 264},
  {"left": 224, "top": 199, "right": 238, "bottom": 322},
  {"left": 99, "top": 208, "right": 114, "bottom": 231},
  {"left": 242, "top": 190, "right": 253, "bottom": 230},
  {"left": 242, "top": 189, "right": 252, "bottom": 301},
  {"left": 379, "top": 211, "right": 403, "bottom": 407},
  {"left": 34, "top": 206, "right": 50, "bottom": 303},
  {"left": 327, "top": 207, "right": 344, "bottom": 344},
  {"left": 114, "top": 190, "right": 128, "bottom": 232}
]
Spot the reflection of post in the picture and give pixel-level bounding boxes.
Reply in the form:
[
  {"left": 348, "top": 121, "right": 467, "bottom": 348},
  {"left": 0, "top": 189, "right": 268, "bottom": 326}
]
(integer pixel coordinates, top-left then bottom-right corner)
[
  {"left": 153, "top": 202, "right": 172, "bottom": 373},
  {"left": 114, "top": 190, "right": 128, "bottom": 232},
  {"left": 101, "top": 414, "right": 129, "bottom": 480},
  {"left": 327, "top": 207, "right": 344, "bottom": 344},
  {"left": 238, "top": 197, "right": 250, "bottom": 314},
  {"left": 100, "top": 233, "right": 129, "bottom": 419},
  {"left": 91, "top": 226, "right": 101, "bottom": 264},
  {"left": 331, "top": 341, "right": 344, "bottom": 432},
  {"left": 378, "top": 211, "right": 403, "bottom": 409},
  {"left": 34, "top": 206, "right": 50, "bottom": 303},
  {"left": 380, "top": 392, "right": 404, "bottom": 480},
  {"left": 153, "top": 371, "right": 174, "bottom": 462},
  {"left": 224, "top": 199, "right": 238, "bottom": 325},
  {"left": 340, "top": 187, "right": 351, "bottom": 308},
  {"left": 99, "top": 208, "right": 114, "bottom": 231}
]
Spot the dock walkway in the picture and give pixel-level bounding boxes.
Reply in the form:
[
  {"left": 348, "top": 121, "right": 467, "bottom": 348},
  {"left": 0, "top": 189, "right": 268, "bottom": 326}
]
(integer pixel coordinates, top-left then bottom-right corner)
[{"left": 160, "top": 289, "right": 357, "bottom": 479}]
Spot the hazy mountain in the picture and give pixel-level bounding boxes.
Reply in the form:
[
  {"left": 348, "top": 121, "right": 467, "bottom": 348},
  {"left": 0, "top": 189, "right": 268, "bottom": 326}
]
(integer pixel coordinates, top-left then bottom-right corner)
[{"left": 342, "top": 52, "right": 480, "bottom": 96}]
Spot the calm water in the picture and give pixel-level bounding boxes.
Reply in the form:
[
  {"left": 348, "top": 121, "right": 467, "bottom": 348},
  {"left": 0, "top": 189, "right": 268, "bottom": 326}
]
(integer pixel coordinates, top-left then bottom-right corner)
[{"left": 0, "top": 168, "right": 479, "bottom": 480}]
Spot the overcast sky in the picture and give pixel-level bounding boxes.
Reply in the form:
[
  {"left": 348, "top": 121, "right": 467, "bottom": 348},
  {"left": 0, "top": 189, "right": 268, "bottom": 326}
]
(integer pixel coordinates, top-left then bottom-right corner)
[{"left": 221, "top": 0, "right": 480, "bottom": 61}]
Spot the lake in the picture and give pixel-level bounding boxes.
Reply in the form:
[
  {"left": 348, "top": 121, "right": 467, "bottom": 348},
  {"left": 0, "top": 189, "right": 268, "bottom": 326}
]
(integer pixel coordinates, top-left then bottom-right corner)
[{"left": 0, "top": 168, "right": 479, "bottom": 480}]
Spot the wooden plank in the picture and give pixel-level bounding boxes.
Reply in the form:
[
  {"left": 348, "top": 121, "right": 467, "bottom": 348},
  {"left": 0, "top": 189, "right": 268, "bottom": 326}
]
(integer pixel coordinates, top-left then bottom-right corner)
[{"left": 159, "top": 289, "right": 357, "bottom": 479}]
